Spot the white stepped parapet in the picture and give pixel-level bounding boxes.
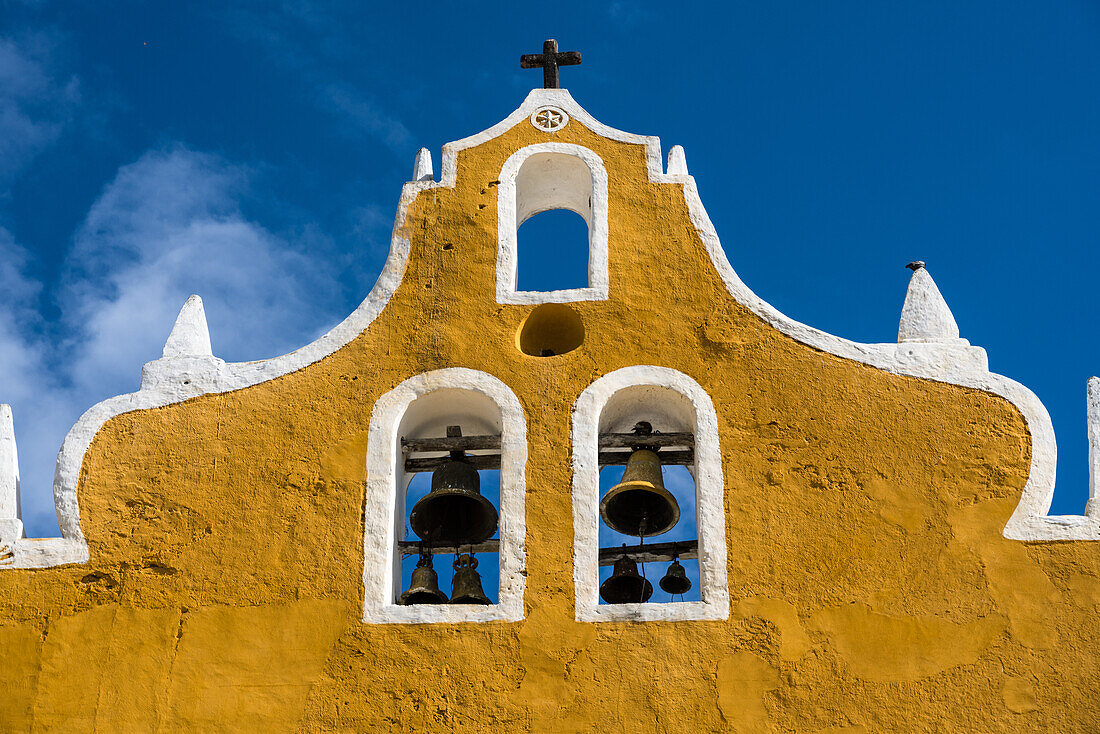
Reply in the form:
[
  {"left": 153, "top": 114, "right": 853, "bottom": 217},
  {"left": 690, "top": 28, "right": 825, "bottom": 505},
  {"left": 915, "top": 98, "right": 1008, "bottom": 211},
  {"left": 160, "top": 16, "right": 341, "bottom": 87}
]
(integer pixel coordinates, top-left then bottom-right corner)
[
  {"left": 898, "top": 263, "right": 963, "bottom": 344},
  {"left": 413, "top": 148, "right": 434, "bottom": 182},
  {"left": 162, "top": 294, "right": 212, "bottom": 358},
  {"left": 0, "top": 404, "right": 24, "bottom": 542},
  {"left": 667, "top": 145, "right": 688, "bottom": 176}
]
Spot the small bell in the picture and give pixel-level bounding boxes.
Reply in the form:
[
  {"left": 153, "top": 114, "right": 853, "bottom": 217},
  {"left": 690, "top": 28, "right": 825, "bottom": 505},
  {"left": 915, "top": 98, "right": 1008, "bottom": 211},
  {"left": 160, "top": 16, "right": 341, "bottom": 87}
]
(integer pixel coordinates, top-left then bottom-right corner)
[
  {"left": 398, "top": 553, "right": 449, "bottom": 605},
  {"left": 600, "top": 554, "right": 654, "bottom": 604},
  {"left": 450, "top": 553, "right": 492, "bottom": 605},
  {"left": 659, "top": 557, "right": 692, "bottom": 596},
  {"left": 600, "top": 448, "right": 680, "bottom": 537},
  {"left": 409, "top": 428, "right": 499, "bottom": 546}
]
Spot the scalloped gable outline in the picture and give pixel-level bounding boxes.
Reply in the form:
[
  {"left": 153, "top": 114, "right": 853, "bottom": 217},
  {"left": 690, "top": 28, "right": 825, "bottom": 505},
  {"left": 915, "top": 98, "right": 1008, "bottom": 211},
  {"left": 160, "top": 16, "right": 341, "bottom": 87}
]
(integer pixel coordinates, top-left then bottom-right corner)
[{"left": 10, "top": 88, "right": 1087, "bottom": 568}]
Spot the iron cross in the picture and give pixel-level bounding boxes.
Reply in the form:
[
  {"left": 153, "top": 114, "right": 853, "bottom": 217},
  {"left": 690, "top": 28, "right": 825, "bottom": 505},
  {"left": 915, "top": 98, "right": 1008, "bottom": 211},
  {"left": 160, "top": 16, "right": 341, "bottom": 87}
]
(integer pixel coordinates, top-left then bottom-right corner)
[{"left": 520, "top": 39, "right": 581, "bottom": 89}]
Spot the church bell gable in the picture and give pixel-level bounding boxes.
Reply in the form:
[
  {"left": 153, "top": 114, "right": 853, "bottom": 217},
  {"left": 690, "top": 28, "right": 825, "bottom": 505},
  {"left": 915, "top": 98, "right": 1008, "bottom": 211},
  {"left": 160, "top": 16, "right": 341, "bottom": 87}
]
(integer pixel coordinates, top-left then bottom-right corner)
[{"left": 1, "top": 44, "right": 1099, "bottom": 730}]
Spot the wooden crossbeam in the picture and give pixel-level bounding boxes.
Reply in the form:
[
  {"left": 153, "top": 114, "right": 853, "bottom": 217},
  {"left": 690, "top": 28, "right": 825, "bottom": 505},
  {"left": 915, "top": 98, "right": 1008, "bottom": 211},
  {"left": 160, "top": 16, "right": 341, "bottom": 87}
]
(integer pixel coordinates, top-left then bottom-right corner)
[
  {"left": 397, "top": 539, "right": 500, "bottom": 557},
  {"left": 404, "top": 454, "right": 501, "bottom": 473},
  {"left": 398, "top": 539, "right": 698, "bottom": 566},
  {"left": 598, "top": 540, "right": 698, "bottom": 566},
  {"left": 401, "top": 431, "right": 695, "bottom": 473},
  {"left": 401, "top": 434, "right": 501, "bottom": 453},
  {"left": 597, "top": 432, "right": 694, "bottom": 449},
  {"left": 598, "top": 449, "right": 694, "bottom": 466}
]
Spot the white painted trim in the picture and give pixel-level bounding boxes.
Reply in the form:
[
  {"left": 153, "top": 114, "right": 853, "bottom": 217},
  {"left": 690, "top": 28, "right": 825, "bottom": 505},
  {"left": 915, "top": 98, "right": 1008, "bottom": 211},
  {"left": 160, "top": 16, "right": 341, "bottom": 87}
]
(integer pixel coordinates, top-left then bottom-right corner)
[
  {"left": 496, "top": 143, "right": 609, "bottom": 304},
  {"left": 10, "top": 87, "right": 1090, "bottom": 573},
  {"left": 572, "top": 366, "right": 729, "bottom": 622},
  {"left": 673, "top": 174, "right": 1093, "bottom": 540},
  {"left": 361, "top": 368, "right": 526, "bottom": 624}
]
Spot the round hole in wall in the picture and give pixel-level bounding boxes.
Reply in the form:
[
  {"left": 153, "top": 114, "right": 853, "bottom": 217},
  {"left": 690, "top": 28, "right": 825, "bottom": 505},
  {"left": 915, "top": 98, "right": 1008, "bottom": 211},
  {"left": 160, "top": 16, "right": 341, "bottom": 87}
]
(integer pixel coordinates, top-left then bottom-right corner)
[{"left": 517, "top": 303, "right": 584, "bottom": 357}]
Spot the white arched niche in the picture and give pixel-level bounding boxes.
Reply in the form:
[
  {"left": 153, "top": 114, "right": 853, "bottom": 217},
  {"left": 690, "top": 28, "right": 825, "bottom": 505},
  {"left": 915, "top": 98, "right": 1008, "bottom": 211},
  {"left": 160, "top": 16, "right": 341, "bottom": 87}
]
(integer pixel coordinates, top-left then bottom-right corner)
[
  {"left": 571, "top": 366, "right": 729, "bottom": 622},
  {"left": 362, "top": 368, "right": 527, "bottom": 624},
  {"left": 496, "top": 142, "right": 609, "bottom": 304}
]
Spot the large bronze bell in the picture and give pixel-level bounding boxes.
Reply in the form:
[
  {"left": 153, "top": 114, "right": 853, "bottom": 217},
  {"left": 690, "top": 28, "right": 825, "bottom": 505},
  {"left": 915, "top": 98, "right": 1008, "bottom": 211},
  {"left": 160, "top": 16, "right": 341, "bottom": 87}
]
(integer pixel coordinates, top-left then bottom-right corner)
[
  {"left": 398, "top": 553, "right": 449, "bottom": 605},
  {"left": 409, "top": 451, "right": 499, "bottom": 546},
  {"left": 600, "top": 448, "right": 680, "bottom": 537},
  {"left": 449, "top": 553, "right": 492, "bottom": 604},
  {"left": 600, "top": 554, "right": 654, "bottom": 604},
  {"left": 659, "top": 557, "right": 692, "bottom": 596}
]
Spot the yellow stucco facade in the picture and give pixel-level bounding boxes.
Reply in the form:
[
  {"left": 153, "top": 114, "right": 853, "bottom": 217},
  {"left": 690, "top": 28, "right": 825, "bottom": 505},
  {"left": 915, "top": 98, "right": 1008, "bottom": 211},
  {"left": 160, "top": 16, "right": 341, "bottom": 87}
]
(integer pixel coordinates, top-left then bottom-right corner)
[{"left": 2, "top": 89, "right": 1099, "bottom": 732}]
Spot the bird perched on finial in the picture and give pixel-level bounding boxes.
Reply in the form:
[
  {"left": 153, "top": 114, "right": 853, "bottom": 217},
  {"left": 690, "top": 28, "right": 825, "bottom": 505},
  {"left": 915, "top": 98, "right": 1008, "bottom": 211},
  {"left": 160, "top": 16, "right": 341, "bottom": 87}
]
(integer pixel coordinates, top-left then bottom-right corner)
[{"left": 906, "top": 261, "right": 926, "bottom": 271}]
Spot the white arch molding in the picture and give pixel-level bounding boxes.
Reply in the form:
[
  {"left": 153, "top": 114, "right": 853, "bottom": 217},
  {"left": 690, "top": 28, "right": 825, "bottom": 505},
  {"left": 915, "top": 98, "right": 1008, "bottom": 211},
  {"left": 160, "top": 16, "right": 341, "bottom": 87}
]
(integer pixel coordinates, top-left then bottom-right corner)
[
  {"left": 571, "top": 366, "right": 730, "bottom": 623},
  {"left": 496, "top": 142, "right": 609, "bottom": 304},
  {"left": 362, "top": 368, "right": 527, "bottom": 624}
]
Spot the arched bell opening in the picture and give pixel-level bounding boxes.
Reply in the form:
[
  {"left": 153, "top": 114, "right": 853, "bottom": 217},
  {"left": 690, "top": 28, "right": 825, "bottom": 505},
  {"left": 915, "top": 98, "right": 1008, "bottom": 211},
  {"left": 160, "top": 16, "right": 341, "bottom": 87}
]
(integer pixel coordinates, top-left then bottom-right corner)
[
  {"left": 496, "top": 143, "right": 609, "bottom": 304},
  {"left": 395, "top": 389, "right": 503, "bottom": 607},
  {"left": 516, "top": 209, "right": 590, "bottom": 293},
  {"left": 516, "top": 303, "right": 585, "bottom": 357},
  {"left": 595, "top": 385, "right": 703, "bottom": 605}
]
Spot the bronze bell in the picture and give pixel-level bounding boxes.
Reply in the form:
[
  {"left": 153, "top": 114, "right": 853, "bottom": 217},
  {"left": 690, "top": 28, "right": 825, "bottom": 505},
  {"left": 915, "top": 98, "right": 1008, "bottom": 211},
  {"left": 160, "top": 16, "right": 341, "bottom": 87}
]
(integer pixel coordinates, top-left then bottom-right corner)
[
  {"left": 449, "top": 553, "right": 492, "bottom": 605},
  {"left": 600, "top": 448, "right": 680, "bottom": 537},
  {"left": 659, "top": 557, "right": 692, "bottom": 596},
  {"left": 410, "top": 451, "right": 499, "bottom": 546},
  {"left": 398, "top": 554, "right": 449, "bottom": 605},
  {"left": 600, "top": 554, "right": 654, "bottom": 604}
]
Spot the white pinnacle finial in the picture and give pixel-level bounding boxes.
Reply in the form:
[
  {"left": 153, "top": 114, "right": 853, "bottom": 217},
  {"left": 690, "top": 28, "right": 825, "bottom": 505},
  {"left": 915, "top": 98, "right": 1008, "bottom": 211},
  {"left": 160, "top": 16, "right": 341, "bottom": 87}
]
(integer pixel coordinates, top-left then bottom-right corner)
[
  {"left": 0, "top": 404, "right": 24, "bottom": 541},
  {"left": 667, "top": 145, "right": 688, "bottom": 176},
  {"left": 1088, "top": 377, "right": 1100, "bottom": 512},
  {"left": 897, "top": 262, "right": 961, "bottom": 343},
  {"left": 413, "top": 148, "right": 434, "bottom": 182},
  {"left": 163, "top": 295, "right": 213, "bottom": 358}
]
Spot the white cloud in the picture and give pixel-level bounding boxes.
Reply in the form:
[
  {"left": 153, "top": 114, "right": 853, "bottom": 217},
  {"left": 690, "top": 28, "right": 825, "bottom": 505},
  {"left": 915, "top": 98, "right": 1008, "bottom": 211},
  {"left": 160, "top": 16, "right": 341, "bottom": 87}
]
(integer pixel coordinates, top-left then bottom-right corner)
[
  {"left": 220, "top": 5, "right": 412, "bottom": 154},
  {"left": 2, "top": 147, "right": 344, "bottom": 537},
  {"left": 320, "top": 82, "right": 411, "bottom": 152},
  {"left": 0, "top": 227, "right": 46, "bottom": 403},
  {"left": 0, "top": 34, "right": 79, "bottom": 191}
]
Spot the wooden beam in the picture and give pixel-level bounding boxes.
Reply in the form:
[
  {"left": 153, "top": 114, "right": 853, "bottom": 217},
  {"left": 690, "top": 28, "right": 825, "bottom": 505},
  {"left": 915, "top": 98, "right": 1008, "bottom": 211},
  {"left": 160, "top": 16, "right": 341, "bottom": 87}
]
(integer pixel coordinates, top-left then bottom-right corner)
[
  {"left": 597, "top": 432, "right": 694, "bottom": 449},
  {"left": 598, "top": 449, "right": 694, "bottom": 466},
  {"left": 398, "top": 539, "right": 697, "bottom": 565},
  {"left": 598, "top": 540, "right": 698, "bottom": 566},
  {"left": 404, "top": 454, "right": 501, "bottom": 473},
  {"left": 401, "top": 434, "right": 501, "bottom": 453},
  {"left": 397, "top": 539, "right": 500, "bottom": 557}
]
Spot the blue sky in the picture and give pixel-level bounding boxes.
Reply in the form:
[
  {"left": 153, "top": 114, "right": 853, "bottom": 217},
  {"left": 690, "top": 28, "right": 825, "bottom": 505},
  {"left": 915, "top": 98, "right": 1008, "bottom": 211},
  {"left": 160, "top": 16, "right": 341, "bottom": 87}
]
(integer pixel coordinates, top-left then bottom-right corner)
[{"left": 1, "top": 0, "right": 1098, "bottom": 538}]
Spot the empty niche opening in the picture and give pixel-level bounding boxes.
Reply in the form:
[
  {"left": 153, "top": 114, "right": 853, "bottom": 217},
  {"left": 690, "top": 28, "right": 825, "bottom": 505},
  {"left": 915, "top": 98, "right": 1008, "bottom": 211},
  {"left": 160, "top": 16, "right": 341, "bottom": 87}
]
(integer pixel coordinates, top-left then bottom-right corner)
[
  {"left": 595, "top": 386, "right": 701, "bottom": 605},
  {"left": 514, "top": 152, "right": 593, "bottom": 293},
  {"left": 516, "top": 210, "right": 589, "bottom": 291},
  {"left": 395, "top": 389, "right": 503, "bottom": 606},
  {"left": 517, "top": 303, "right": 584, "bottom": 357}
]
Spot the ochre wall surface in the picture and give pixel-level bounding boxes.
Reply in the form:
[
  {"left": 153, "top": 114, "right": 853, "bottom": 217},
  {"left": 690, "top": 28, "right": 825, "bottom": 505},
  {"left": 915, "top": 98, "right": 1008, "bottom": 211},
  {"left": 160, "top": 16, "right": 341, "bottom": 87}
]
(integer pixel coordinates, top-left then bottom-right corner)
[{"left": 2, "top": 105, "right": 1099, "bottom": 733}]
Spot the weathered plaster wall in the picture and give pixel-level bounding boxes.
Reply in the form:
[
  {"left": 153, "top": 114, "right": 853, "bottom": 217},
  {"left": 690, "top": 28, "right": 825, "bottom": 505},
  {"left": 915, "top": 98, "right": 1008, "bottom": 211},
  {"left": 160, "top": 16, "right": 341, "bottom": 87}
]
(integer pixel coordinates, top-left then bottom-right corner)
[{"left": 2, "top": 101, "right": 1099, "bottom": 732}]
